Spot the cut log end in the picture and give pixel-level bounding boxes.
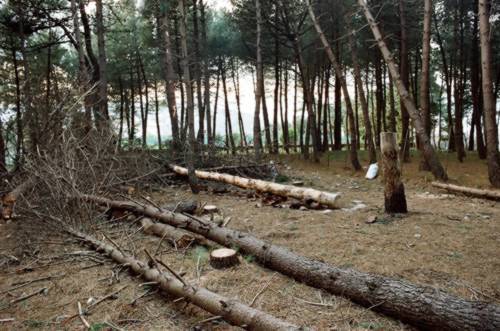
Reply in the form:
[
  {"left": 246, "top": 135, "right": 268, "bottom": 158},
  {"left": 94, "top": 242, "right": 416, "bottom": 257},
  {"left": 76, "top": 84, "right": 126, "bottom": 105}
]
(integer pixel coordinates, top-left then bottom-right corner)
[{"left": 210, "top": 248, "right": 239, "bottom": 269}]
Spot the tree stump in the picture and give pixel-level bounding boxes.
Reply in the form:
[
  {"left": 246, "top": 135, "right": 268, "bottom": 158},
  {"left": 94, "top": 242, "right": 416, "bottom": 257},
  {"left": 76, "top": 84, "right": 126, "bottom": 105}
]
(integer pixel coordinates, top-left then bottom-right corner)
[
  {"left": 210, "top": 248, "right": 239, "bottom": 269},
  {"left": 380, "top": 132, "right": 407, "bottom": 213}
]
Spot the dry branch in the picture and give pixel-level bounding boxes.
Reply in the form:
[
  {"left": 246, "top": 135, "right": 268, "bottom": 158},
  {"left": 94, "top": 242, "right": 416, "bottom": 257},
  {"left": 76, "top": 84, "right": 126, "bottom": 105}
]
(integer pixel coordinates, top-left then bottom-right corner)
[
  {"left": 170, "top": 165, "right": 341, "bottom": 208},
  {"left": 81, "top": 194, "right": 500, "bottom": 330},
  {"left": 68, "top": 228, "right": 303, "bottom": 331},
  {"left": 432, "top": 182, "right": 500, "bottom": 200}
]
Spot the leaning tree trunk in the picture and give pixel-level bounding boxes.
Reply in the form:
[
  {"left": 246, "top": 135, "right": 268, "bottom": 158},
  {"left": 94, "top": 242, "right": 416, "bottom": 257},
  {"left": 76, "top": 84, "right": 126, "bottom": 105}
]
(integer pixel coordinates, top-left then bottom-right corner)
[
  {"left": 81, "top": 194, "right": 500, "bottom": 331},
  {"left": 358, "top": 0, "right": 448, "bottom": 181},
  {"left": 69, "top": 228, "right": 302, "bottom": 330},
  {"left": 306, "top": 0, "right": 361, "bottom": 170},
  {"left": 478, "top": 0, "right": 500, "bottom": 188},
  {"left": 169, "top": 164, "right": 341, "bottom": 208}
]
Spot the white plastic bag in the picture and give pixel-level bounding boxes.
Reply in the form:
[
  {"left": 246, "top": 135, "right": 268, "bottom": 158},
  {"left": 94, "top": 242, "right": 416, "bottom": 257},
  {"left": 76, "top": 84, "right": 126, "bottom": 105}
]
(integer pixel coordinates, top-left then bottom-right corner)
[{"left": 365, "top": 163, "right": 379, "bottom": 180}]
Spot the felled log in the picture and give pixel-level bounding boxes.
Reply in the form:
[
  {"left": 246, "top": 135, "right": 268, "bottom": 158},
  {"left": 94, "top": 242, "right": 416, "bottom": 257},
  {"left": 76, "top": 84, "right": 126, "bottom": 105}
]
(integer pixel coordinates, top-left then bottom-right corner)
[
  {"left": 141, "top": 218, "right": 209, "bottom": 248},
  {"left": 68, "top": 228, "right": 302, "bottom": 331},
  {"left": 1, "top": 179, "right": 33, "bottom": 220},
  {"left": 432, "top": 182, "right": 500, "bottom": 200},
  {"left": 210, "top": 248, "right": 239, "bottom": 269},
  {"left": 81, "top": 194, "right": 500, "bottom": 330},
  {"left": 170, "top": 165, "right": 341, "bottom": 209}
]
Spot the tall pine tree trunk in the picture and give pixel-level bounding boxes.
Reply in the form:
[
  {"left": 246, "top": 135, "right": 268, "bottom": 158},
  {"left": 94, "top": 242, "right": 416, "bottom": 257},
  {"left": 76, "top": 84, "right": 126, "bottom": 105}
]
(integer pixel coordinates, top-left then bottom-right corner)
[{"left": 478, "top": 0, "right": 500, "bottom": 187}]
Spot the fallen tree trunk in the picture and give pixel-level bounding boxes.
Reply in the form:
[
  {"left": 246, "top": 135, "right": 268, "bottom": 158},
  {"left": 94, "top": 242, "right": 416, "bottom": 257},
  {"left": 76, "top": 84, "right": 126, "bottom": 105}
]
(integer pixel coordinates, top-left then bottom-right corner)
[
  {"left": 68, "top": 228, "right": 301, "bottom": 330},
  {"left": 82, "top": 194, "right": 500, "bottom": 330},
  {"left": 170, "top": 165, "right": 341, "bottom": 209},
  {"left": 432, "top": 182, "right": 500, "bottom": 200},
  {"left": 141, "top": 218, "right": 210, "bottom": 248}
]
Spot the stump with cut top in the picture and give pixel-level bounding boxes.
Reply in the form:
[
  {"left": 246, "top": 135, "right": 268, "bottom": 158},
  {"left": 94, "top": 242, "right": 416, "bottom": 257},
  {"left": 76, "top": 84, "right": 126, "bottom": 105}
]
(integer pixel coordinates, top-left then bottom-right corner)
[
  {"left": 381, "top": 132, "right": 407, "bottom": 213},
  {"left": 210, "top": 248, "right": 240, "bottom": 269}
]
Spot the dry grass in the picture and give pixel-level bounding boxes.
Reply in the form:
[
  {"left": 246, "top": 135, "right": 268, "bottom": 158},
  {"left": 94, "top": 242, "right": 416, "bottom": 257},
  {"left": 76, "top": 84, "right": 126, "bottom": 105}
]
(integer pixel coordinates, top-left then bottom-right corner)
[{"left": 0, "top": 151, "right": 498, "bottom": 330}]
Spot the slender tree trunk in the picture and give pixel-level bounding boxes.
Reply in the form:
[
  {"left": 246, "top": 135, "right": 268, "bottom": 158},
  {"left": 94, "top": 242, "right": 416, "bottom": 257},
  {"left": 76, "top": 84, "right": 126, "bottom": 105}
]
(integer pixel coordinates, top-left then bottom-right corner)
[
  {"left": 359, "top": 0, "right": 448, "bottom": 181},
  {"left": 478, "top": 0, "right": 500, "bottom": 187},
  {"left": 470, "top": 0, "right": 486, "bottom": 158},
  {"left": 253, "top": 0, "right": 263, "bottom": 160},
  {"left": 0, "top": 118, "right": 5, "bottom": 173},
  {"left": 118, "top": 77, "right": 124, "bottom": 149},
  {"left": 129, "top": 70, "right": 136, "bottom": 144},
  {"left": 95, "top": 0, "right": 109, "bottom": 130},
  {"left": 453, "top": 6, "right": 466, "bottom": 162},
  {"left": 160, "top": 4, "right": 180, "bottom": 150},
  {"left": 398, "top": 0, "right": 411, "bottom": 162},
  {"left": 71, "top": 0, "right": 92, "bottom": 131},
  {"left": 272, "top": 38, "right": 280, "bottom": 154},
  {"left": 200, "top": 1, "right": 211, "bottom": 146},
  {"left": 388, "top": 72, "right": 396, "bottom": 132},
  {"left": 261, "top": 70, "right": 272, "bottom": 153},
  {"left": 419, "top": 0, "right": 432, "bottom": 170},
  {"left": 232, "top": 60, "right": 247, "bottom": 147},
  {"left": 154, "top": 80, "right": 162, "bottom": 149},
  {"left": 178, "top": 0, "right": 199, "bottom": 193},
  {"left": 212, "top": 69, "right": 220, "bottom": 141},
  {"left": 306, "top": 0, "right": 361, "bottom": 169},
  {"left": 221, "top": 62, "right": 236, "bottom": 154},
  {"left": 348, "top": 30, "right": 377, "bottom": 164},
  {"left": 293, "top": 63, "right": 298, "bottom": 152},
  {"left": 11, "top": 42, "right": 23, "bottom": 168},
  {"left": 284, "top": 61, "right": 290, "bottom": 154},
  {"left": 192, "top": 0, "right": 204, "bottom": 145}
]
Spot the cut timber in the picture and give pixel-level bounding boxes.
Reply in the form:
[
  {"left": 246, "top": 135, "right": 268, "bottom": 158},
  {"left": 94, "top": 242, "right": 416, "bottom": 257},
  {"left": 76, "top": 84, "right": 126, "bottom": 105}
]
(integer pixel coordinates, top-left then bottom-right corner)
[
  {"left": 68, "top": 229, "right": 302, "bottom": 330},
  {"left": 381, "top": 133, "right": 407, "bottom": 213},
  {"left": 431, "top": 182, "right": 500, "bottom": 200},
  {"left": 141, "top": 218, "right": 209, "bottom": 248},
  {"left": 170, "top": 165, "right": 341, "bottom": 209},
  {"left": 81, "top": 194, "right": 500, "bottom": 330},
  {"left": 210, "top": 248, "right": 239, "bottom": 269}
]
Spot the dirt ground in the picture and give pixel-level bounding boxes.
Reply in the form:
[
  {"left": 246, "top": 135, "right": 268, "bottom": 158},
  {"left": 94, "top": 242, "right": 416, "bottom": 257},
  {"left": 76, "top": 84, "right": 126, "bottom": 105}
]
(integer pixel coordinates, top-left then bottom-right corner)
[{"left": 0, "top": 151, "right": 498, "bottom": 330}]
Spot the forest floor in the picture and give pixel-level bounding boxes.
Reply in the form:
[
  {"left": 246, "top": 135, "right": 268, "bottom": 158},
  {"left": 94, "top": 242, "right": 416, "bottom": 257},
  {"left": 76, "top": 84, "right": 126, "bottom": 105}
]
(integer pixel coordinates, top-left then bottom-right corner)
[{"left": 0, "top": 151, "right": 498, "bottom": 330}]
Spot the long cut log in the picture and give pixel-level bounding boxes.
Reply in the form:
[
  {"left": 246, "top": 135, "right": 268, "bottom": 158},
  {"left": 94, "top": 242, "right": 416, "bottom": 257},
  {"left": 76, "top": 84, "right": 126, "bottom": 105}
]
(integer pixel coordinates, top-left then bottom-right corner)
[
  {"left": 68, "top": 228, "right": 303, "bottom": 331},
  {"left": 81, "top": 194, "right": 500, "bottom": 330},
  {"left": 170, "top": 165, "right": 341, "bottom": 208},
  {"left": 432, "top": 182, "right": 500, "bottom": 200}
]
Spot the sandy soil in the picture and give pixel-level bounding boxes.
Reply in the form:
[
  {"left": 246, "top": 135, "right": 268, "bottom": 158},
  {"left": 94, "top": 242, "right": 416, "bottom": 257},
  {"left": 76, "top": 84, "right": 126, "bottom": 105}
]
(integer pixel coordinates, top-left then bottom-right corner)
[{"left": 0, "top": 151, "right": 498, "bottom": 330}]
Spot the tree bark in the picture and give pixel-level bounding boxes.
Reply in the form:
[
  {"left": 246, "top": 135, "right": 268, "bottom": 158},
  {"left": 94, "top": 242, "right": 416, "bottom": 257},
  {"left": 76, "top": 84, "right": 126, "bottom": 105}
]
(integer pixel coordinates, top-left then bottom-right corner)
[
  {"left": 359, "top": 0, "right": 448, "bottom": 181},
  {"left": 381, "top": 133, "right": 407, "bottom": 213},
  {"left": 200, "top": 1, "right": 211, "bottom": 146},
  {"left": 82, "top": 194, "right": 500, "bottom": 331},
  {"left": 69, "top": 228, "right": 302, "bottom": 330},
  {"left": 398, "top": 0, "right": 411, "bottom": 162},
  {"left": 478, "top": 0, "right": 500, "bottom": 188}
]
